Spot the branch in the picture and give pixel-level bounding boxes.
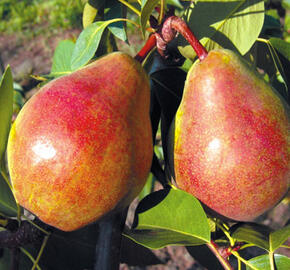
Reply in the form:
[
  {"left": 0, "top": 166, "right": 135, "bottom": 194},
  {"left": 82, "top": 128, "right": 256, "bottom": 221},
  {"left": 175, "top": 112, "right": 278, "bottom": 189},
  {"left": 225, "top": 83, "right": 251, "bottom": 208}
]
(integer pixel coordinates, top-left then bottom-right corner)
[
  {"left": 206, "top": 240, "right": 234, "bottom": 270},
  {"left": 94, "top": 208, "right": 128, "bottom": 270}
]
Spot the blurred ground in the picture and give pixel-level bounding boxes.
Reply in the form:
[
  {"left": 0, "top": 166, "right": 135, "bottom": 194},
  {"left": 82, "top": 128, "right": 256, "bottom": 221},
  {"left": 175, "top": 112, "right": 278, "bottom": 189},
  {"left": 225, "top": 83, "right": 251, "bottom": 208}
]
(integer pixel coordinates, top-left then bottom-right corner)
[
  {"left": 0, "top": 29, "right": 289, "bottom": 270},
  {"left": 0, "top": 29, "right": 81, "bottom": 91}
]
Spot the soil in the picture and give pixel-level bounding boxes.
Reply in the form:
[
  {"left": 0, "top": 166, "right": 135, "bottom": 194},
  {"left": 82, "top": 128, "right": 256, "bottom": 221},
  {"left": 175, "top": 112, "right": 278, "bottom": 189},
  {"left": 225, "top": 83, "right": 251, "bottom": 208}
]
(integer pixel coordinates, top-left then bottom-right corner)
[
  {"left": 0, "top": 28, "right": 289, "bottom": 270},
  {"left": 0, "top": 28, "right": 81, "bottom": 92}
]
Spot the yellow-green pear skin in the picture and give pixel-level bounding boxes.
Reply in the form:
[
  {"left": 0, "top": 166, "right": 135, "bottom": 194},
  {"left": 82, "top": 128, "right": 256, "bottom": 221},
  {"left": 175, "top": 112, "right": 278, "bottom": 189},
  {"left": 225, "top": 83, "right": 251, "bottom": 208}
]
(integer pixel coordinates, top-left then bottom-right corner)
[
  {"left": 170, "top": 49, "right": 289, "bottom": 221},
  {"left": 7, "top": 52, "right": 153, "bottom": 231}
]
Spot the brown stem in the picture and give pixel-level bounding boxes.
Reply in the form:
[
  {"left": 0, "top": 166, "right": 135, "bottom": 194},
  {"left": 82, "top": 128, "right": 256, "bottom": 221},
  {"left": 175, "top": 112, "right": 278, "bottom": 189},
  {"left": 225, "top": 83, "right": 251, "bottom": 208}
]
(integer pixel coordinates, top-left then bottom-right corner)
[
  {"left": 169, "top": 16, "right": 208, "bottom": 61},
  {"left": 206, "top": 240, "right": 234, "bottom": 270},
  {"left": 134, "top": 34, "right": 157, "bottom": 63}
]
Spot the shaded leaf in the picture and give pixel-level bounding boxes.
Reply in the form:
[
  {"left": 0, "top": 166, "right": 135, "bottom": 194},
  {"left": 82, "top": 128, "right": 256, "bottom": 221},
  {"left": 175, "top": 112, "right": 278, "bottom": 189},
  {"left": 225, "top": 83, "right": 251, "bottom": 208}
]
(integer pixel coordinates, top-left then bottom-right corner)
[
  {"left": 120, "top": 236, "right": 163, "bottom": 266},
  {"left": 88, "top": 0, "right": 106, "bottom": 10},
  {"left": 179, "top": 0, "right": 265, "bottom": 59},
  {"left": 232, "top": 222, "right": 290, "bottom": 255},
  {"left": 50, "top": 40, "right": 75, "bottom": 77},
  {"left": 231, "top": 223, "right": 272, "bottom": 251},
  {"left": 105, "top": 0, "right": 127, "bottom": 42},
  {"left": 0, "top": 248, "right": 12, "bottom": 269},
  {"left": 245, "top": 40, "right": 289, "bottom": 101},
  {"left": 0, "top": 66, "right": 13, "bottom": 163},
  {"left": 124, "top": 188, "right": 210, "bottom": 249},
  {"left": 261, "top": 15, "right": 283, "bottom": 38},
  {"left": 270, "top": 38, "right": 290, "bottom": 61},
  {"left": 0, "top": 173, "right": 17, "bottom": 217},
  {"left": 247, "top": 254, "right": 290, "bottom": 270},
  {"left": 167, "top": 0, "right": 183, "bottom": 9},
  {"left": 150, "top": 66, "right": 186, "bottom": 164}
]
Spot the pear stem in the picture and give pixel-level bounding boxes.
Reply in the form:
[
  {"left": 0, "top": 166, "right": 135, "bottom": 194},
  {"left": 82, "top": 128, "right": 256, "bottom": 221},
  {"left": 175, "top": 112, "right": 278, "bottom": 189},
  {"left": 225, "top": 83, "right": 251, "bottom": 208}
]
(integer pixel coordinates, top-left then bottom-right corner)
[
  {"left": 134, "top": 34, "right": 157, "bottom": 63},
  {"left": 169, "top": 16, "right": 208, "bottom": 61},
  {"left": 134, "top": 16, "right": 207, "bottom": 63}
]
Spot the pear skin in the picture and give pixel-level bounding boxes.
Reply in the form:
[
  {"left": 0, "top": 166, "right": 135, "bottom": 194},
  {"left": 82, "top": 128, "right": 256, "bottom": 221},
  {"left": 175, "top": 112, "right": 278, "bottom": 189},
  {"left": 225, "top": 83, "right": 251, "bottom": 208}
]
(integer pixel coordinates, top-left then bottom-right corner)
[
  {"left": 170, "top": 49, "right": 289, "bottom": 221},
  {"left": 7, "top": 52, "right": 153, "bottom": 231}
]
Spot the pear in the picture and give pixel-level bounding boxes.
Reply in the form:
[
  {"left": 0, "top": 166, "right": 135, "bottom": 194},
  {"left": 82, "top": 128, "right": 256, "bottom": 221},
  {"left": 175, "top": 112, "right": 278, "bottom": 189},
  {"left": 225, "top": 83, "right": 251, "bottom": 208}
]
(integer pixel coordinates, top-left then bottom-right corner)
[
  {"left": 7, "top": 52, "right": 153, "bottom": 231},
  {"left": 170, "top": 49, "right": 289, "bottom": 221}
]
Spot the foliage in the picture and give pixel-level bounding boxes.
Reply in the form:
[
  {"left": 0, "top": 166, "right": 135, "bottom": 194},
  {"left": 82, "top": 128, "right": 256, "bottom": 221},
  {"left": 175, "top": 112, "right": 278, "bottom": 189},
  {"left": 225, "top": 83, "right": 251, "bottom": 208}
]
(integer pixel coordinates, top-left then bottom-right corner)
[
  {"left": 0, "top": 0, "right": 84, "bottom": 34},
  {"left": 0, "top": 0, "right": 289, "bottom": 269}
]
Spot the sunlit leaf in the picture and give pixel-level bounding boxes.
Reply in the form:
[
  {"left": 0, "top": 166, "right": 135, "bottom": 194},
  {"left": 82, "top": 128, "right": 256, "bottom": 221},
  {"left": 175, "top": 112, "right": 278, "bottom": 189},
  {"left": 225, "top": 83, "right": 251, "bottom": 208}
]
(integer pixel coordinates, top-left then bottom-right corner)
[
  {"left": 50, "top": 40, "right": 75, "bottom": 77},
  {"left": 124, "top": 188, "right": 210, "bottom": 249},
  {"left": 71, "top": 19, "right": 125, "bottom": 70},
  {"left": 83, "top": 2, "right": 98, "bottom": 29},
  {"left": 140, "top": 0, "right": 159, "bottom": 37},
  {"left": 0, "top": 66, "right": 13, "bottom": 163},
  {"left": 179, "top": 0, "right": 265, "bottom": 59},
  {"left": 138, "top": 173, "right": 155, "bottom": 200},
  {"left": 247, "top": 254, "right": 290, "bottom": 270}
]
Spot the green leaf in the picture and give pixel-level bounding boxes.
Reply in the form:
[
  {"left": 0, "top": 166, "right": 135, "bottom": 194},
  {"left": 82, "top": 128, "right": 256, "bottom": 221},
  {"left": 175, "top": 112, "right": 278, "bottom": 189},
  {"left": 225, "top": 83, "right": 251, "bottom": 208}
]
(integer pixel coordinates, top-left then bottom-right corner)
[
  {"left": 261, "top": 15, "right": 282, "bottom": 38},
  {"left": 0, "top": 66, "right": 18, "bottom": 216},
  {"left": 231, "top": 223, "right": 272, "bottom": 251},
  {"left": 269, "top": 225, "right": 290, "bottom": 252},
  {"left": 83, "top": 2, "right": 98, "bottom": 29},
  {"left": 124, "top": 188, "right": 210, "bottom": 249},
  {"left": 232, "top": 223, "right": 290, "bottom": 254},
  {"left": 0, "top": 172, "right": 17, "bottom": 216},
  {"left": 88, "top": 0, "right": 106, "bottom": 10},
  {"left": 105, "top": 0, "right": 127, "bottom": 42},
  {"left": 50, "top": 40, "right": 75, "bottom": 77},
  {"left": 71, "top": 19, "right": 125, "bottom": 70},
  {"left": 179, "top": 0, "right": 265, "bottom": 59},
  {"left": 120, "top": 236, "right": 163, "bottom": 266},
  {"left": 0, "top": 66, "right": 13, "bottom": 162},
  {"left": 140, "top": 0, "right": 159, "bottom": 37},
  {"left": 138, "top": 173, "right": 155, "bottom": 200},
  {"left": 247, "top": 254, "right": 290, "bottom": 270},
  {"left": 167, "top": 0, "right": 183, "bottom": 9},
  {"left": 269, "top": 38, "right": 290, "bottom": 61}
]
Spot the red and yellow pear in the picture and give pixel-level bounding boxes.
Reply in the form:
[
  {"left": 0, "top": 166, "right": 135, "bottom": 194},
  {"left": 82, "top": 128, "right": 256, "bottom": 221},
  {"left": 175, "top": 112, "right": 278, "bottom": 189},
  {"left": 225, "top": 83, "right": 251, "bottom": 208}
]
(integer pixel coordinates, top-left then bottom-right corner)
[
  {"left": 7, "top": 52, "right": 153, "bottom": 231},
  {"left": 170, "top": 49, "right": 289, "bottom": 221}
]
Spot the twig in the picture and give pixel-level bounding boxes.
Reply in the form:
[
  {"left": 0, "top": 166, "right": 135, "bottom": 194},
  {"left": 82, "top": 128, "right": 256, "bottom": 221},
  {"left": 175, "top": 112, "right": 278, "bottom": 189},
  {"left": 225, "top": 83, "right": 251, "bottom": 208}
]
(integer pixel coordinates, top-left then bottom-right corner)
[{"left": 206, "top": 240, "right": 234, "bottom": 270}]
